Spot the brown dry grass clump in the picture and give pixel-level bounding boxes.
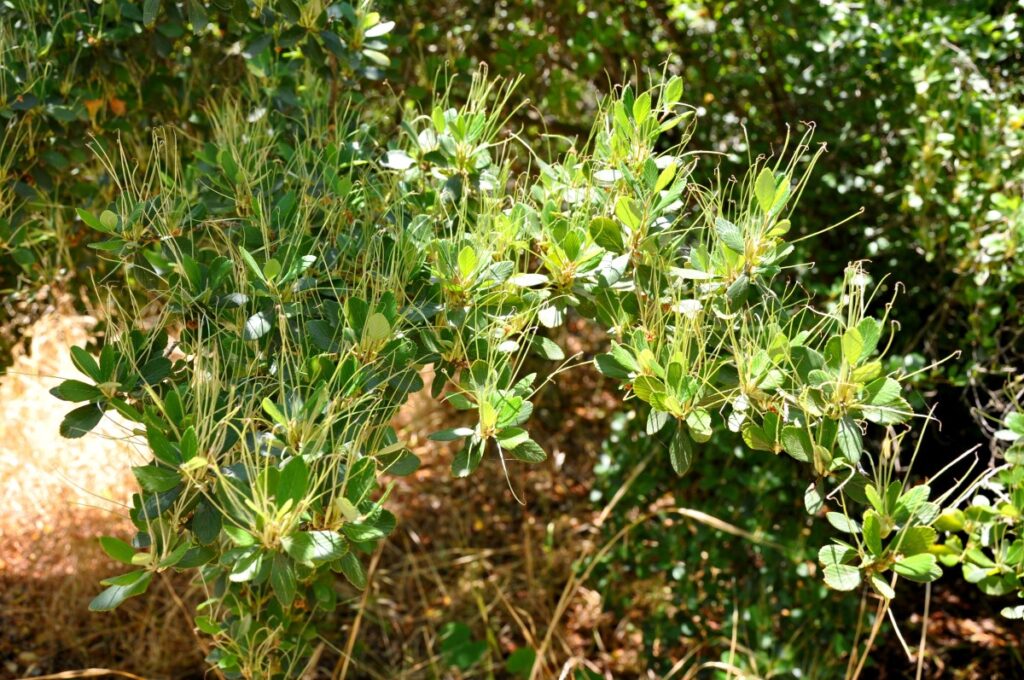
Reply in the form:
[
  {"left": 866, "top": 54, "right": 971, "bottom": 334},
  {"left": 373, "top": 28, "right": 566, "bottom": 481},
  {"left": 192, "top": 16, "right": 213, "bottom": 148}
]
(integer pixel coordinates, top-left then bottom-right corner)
[{"left": 0, "top": 302, "right": 205, "bottom": 680}]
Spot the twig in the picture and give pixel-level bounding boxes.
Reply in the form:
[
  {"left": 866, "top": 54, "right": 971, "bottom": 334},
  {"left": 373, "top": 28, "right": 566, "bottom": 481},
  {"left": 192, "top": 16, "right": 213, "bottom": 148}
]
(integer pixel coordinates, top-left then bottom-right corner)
[
  {"left": 915, "top": 582, "right": 932, "bottom": 680},
  {"left": 334, "top": 545, "right": 384, "bottom": 680},
  {"left": 17, "top": 671, "right": 149, "bottom": 680}
]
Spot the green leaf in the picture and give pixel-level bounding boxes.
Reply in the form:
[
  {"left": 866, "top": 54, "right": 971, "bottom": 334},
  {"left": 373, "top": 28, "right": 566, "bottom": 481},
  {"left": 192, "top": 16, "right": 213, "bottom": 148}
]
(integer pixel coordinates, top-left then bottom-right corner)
[
  {"left": 363, "top": 312, "right": 391, "bottom": 342},
  {"left": 378, "top": 448, "right": 421, "bottom": 476},
  {"left": 179, "top": 426, "right": 199, "bottom": 461},
  {"left": 223, "top": 526, "right": 256, "bottom": 547},
  {"left": 99, "top": 536, "right": 135, "bottom": 565},
  {"left": 70, "top": 346, "right": 101, "bottom": 381},
  {"left": 669, "top": 426, "right": 694, "bottom": 475},
  {"left": 804, "top": 481, "right": 824, "bottom": 514},
  {"left": 655, "top": 162, "right": 677, "bottom": 192},
  {"left": 670, "top": 267, "right": 715, "bottom": 281},
  {"left": 870, "top": 575, "right": 895, "bottom": 599},
  {"left": 362, "top": 49, "right": 390, "bottom": 67},
  {"left": 365, "top": 20, "right": 395, "bottom": 38},
  {"left": 506, "top": 438, "right": 546, "bottom": 463},
  {"left": 457, "top": 245, "right": 477, "bottom": 279},
  {"left": 897, "top": 526, "right": 937, "bottom": 556},
  {"left": 836, "top": 417, "right": 863, "bottom": 464},
  {"left": 685, "top": 409, "right": 712, "bottom": 443},
  {"left": 282, "top": 531, "right": 348, "bottom": 565},
  {"left": 864, "top": 484, "right": 885, "bottom": 514},
  {"left": 344, "top": 457, "right": 377, "bottom": 504},
  {"left": 440, "top": 622, "right": 488, "bottom": 671},
  {"left": 430, "top": 427, "right": 475, "bottom": 441},
  {"left": 823, "top": 564, "right": 860, "bottom": 591},
  {"left": 140, "top": 357, "right": 172, "bottom": 384},
  {"left": 343, "top": 508, "right": 396, "bottom": 542},
  {"left": 142, "top": 0, "right": 160, "bottom": 26},
  {"left": 754, "top": 167, "right": 776, "bottom": 213},
  {"left": 239, "top": 247, "right": 267, "bottom": 285},
  {"left": 509, "top": 273, "right": 549, "bottom": 288},
  {"left": 1001, "top": 605, "right": 1024, "bottom": 619},
  {"left": 893, "top": 553, "right": 942, "bottom": 583},
  {"left": 187, "top": 0, "right": 208, "bottom": 33},
  {"left": 742, "top": 423, "right": 773, "bottom": 452},
  {"left": 109, "top": 398, "right": 143, "bottom": 423},
  {"left": 89, "top": 571, "right": 152, "bottom": 611},
  {"left": 99, "top": 209, "right": 118, "bottom": 231},
  {"left": 158, "top": 541, "right": 190, "bottom": 568},
  {"left": 632, "top": 92, "right": 651, "bottom": 124},
  {"left": 278, "top": 456, "right": 309, "bottom": 506},
  {"left": 864, "top": 377, "right": 901, "bottom": 406},
  {"left": 496, "top": 427, "right": 530, "bottom": 449},
  {"left": 505, "top": 647, "right": 536, "bottom": 678},
  {"left": 452, "top": 437, "right": 485, "bottom": 478},
  {"left": 192, "top": 499, "right": 222, "bottom": 545},
  {"left": 933, "top": 509, "right": 965, "bottom": 532},
  {"left": 818, "top": 543, "right": 856, "bottom": 568},
  {"left": 336, "top": 552, "right": 366, "bottom": 589},
  {"left": 495, "top": 394, "right": 529, "bottom": 428},
  {"left": 726, "top": 275, "right": 749, "bottom": 306},
  {"left": 74, "top": 208, "right": 107, "bottom": 232},
  {"left": 195, "top": 615, "right": 220, "bottom": 635},
  {"left": 589, "top": 217, "right": 623, "bottom": 253},
  {"left": 856, "top": 318, "right": 882, "bottom": 360},
  {"left": 1006, "top": 412, "right": 1024, "bottom": 436},
  {"left": 270, "top": 554, "right": 297, "bottom": 607},
  {"left": 610, "top": 344, "right": 640, "bottom": 373},
  {"left": 894, "top": 484, "right": 931, "bottom": 522},
  {"left": 780, "top": 426, "right": 812, "bottom": 463},
  {"left": 229, "top": 550, "right": 262, "bottom": 582},
  {"left": 262, "top": 398, "right": 288, "bottom": 427},
  {"left": 263, "top": 257, "right": 282, "bottom": 282},
  {"left": 147, "top": 427, "right": 180, "bottom": 466},
  {"left": 50, "top": 379, "right": 101, "bottom": 402},
  {"left": 615, "top": 197, "right": 642, "bottom": 231},
  {"left": 863, "top": 511, "right": 882, "bottom": 555},
  {"left": 531, "top": 335, "right": 564, "bottom": 361},
  {"left": 768, "top": 218, "right": 791, "bottom": 236},
  {"left": 826, "top": 512, "right": 860, "bottom": 534},
  {"left": 664, "top": 76, "right": 683, "bottom": 105},
  {"left": 243, "top": 310, "right": 273, "bottom": 341},
  {"left": 631, "top": 375, "right": 663, "bottom": 404},
  {"left": 595, "top": 353, "right": 632, "bottom": 380},
  {"left": 132, "top": 464, "right": 181, "bottom": 493},
  {"left": 60, "top": 404, "right": 103, "bottom": 438},
  {"left": 841, "top": 327, "right": 864, "bottom": 365},
  {"left": 715, "top": 217, "right": 744, "bottom": 253}
]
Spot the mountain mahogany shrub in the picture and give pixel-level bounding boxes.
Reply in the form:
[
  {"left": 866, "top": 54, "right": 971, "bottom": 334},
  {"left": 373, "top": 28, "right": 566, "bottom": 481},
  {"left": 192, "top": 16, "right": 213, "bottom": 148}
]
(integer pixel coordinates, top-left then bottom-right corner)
[{"left": 48, "top": 65, "right": 990, "bottom": 675}]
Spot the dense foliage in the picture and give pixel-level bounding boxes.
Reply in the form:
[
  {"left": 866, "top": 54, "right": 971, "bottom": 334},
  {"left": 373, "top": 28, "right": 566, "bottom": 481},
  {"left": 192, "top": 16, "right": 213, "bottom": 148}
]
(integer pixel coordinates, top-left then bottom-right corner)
[
  {"left": 391, "top": 0, "right": 1024, "bottom": 380},
  {"left": 1, "top": 1, "right": 1022, "bottom": 678}
]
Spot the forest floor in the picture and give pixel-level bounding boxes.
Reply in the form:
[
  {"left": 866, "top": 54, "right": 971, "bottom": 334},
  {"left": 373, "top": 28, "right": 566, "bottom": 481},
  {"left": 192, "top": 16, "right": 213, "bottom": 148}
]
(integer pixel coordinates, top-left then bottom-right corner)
[{"left": 0, "top": 306, "right": 1021, "bottom": 679}]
